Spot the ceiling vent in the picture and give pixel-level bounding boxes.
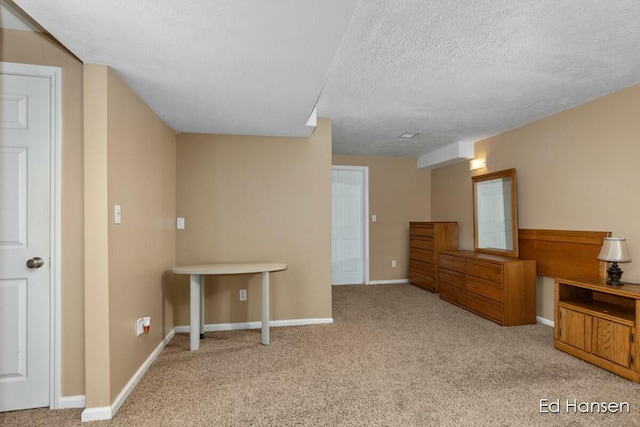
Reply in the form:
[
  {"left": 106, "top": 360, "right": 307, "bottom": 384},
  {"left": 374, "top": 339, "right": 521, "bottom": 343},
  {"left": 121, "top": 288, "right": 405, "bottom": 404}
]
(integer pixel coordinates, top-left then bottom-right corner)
[{"left": 399, "top": 131, "right": 420, "bottom": 139}]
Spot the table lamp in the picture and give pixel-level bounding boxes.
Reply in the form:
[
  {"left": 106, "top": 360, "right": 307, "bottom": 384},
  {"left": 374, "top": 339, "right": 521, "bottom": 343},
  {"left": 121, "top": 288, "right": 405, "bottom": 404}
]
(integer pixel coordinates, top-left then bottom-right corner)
[{"left": 598, "top": 237, "right": 631, "bottom": 285}]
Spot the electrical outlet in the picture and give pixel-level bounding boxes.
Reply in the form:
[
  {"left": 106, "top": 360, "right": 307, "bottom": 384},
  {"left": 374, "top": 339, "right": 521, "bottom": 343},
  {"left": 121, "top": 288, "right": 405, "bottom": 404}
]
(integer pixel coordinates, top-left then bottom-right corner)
[
  {"left": 143, "top": 317, "right": 150, "bottom": 334},
  {"left": 391, "top": 260, "right": 397, "bottom": 268},
  {"left": 136, "top": 318, "right": 144, "bottom": 336},
  {"left": 239, "top": 289, "right": 247, "bottom": 301}
]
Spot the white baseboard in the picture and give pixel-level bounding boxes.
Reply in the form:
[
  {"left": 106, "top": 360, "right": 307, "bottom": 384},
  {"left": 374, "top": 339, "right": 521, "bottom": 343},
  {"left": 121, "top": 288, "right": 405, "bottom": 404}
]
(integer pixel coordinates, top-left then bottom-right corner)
[
  {"left": 81, "top": 328, "right": 176, "bottom": 422},
  {"left": 366, "top": 279, "right": 409, "bottom": 285},
  {"left": 537, "top": 316, "right": 554, "bottom": 327},
  {"left": 271, "top": 318, "right": 333, "bottom": 327},
  {"left": 57, "top": 395, "right": 85, "bottom": 409},
  {"left": 81, "top": 406, "right": 112, "bottom": 422},
  {"left": 174, "top": 317, "right": 333, "bottom": 334}
]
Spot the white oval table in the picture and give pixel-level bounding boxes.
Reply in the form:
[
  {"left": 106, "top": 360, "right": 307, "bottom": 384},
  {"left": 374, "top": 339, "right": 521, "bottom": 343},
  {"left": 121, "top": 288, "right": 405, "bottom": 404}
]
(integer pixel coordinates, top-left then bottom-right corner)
[{"left": 172, "top": 263, "right": 288, "bottom": 351}]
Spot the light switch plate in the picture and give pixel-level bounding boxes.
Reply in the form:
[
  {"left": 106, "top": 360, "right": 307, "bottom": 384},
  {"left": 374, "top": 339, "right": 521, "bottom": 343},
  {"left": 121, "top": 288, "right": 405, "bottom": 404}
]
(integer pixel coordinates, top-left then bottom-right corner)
[
  {"left": 136, "top": 318, "right": 143, "bottom": 336},
  {"left": 177, "top": 217, "right": 185, "bottom": 229},
  {"left": 114, "top": 205, "right": 121, "bottom": 224}
]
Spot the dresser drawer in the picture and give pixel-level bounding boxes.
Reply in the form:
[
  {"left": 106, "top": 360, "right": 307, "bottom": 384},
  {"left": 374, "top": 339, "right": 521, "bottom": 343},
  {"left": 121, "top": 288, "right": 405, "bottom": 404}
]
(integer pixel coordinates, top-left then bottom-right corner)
[
  {"left": 410, "top": 236, "right": 434, "bottom": 250},
  {"left": 466, "top": 292, "right": 504, "bottom": 324},
  {"left": 411, "top": 247, "right": 434, "bottom": 263},
  {"left": 409, "top": 271, "right": 435, "bottom": 292},
  {"left": 409, "top": 260, "right": 435, "bottom": 277},
  {"left": 440, "top": 254, "right": 465, "bottom": 273},
  {"left": 410, "top": 224, "right": 434, "bottom": 237},
  {"left": 440, "top": 283, "right": 467, "bottom": 306},
  {"left": 467, "top": 259, "right": 503, "bottom": 282},
  {"left": 440, "top": 269, "right": 465, "bottom": 290},
  {"left": 466, "top": 276, "right": 503, "bottom": 303},
  {"left": 436, "top": 250, "right": 535, "bottom": 326}
]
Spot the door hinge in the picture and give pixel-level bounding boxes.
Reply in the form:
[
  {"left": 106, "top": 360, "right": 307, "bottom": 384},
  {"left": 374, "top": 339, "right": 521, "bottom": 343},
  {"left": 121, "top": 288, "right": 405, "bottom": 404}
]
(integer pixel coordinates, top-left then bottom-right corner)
[
  {"left": 630, "top": 355, "right": 634, "bottom": 365},
  {"left": 631, "top": 334, "right": 635, "bottom": 343}
]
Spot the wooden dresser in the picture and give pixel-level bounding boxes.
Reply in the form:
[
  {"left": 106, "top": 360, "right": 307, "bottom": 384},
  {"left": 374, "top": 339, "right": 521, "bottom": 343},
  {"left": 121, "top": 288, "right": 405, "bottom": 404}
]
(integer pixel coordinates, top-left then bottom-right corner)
[
  {"left": 409, "top": 222, "right": 457, "bottom": 293},
  {"left": 555, "top": 277, "right": 640, "bottom": 383},
  {"left": 439, "top": 250, "right": 536, "bottom": 326}
]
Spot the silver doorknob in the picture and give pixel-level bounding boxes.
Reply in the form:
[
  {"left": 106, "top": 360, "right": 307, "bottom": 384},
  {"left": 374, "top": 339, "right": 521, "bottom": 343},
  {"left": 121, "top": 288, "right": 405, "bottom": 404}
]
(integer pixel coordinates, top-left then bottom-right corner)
[{"left": 26, "top": 257, "right": 45, "bottom": 269}]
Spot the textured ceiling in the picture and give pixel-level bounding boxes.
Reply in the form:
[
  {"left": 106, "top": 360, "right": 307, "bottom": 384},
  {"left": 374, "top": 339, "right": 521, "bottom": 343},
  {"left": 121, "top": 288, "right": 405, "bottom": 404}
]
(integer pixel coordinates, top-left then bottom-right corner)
[
  {"left": 9, "top": 0, "right": 640, "bottom": 161},
  {"left": 11, "top": 0, "right": 359, "bottom": 138},
  {"left": 0, "top": 0, "right": 34, "bottom": 31},
  {"left": 321, "top": 0, "right": 640, "bottom": 157}
]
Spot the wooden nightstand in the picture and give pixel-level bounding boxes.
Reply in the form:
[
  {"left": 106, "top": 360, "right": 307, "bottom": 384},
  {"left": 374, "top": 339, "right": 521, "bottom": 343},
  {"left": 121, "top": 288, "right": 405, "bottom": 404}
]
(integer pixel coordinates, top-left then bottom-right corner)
[{"left": 555, "top": 277, "right": 640, "bottom": 383}]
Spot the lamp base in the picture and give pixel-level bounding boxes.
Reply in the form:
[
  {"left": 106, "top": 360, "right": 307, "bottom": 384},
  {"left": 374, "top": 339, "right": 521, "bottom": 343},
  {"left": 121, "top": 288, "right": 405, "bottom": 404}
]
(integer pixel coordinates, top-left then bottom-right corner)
[{"left": 606, "top": 262, "right": 624, "bottom": 286}]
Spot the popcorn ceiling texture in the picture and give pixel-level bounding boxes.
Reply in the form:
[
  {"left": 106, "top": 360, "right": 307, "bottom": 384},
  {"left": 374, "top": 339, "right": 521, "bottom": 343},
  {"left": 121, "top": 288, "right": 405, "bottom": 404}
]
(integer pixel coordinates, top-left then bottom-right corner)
[
  {"left": 4, "top": 285, "right": 639, "bottom": 426},
  {"left": 13, "top": 0, "right": 640, "bottom": 158},
  {"left": 321, "top": 0, "right": 640, "bottom": 156}
]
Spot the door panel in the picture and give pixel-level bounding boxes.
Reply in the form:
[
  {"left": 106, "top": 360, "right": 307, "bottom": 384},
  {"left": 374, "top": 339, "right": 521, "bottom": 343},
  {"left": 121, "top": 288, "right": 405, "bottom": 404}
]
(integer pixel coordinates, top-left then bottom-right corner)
[
  {"left": 331, "top": 168, "right": 365, "bottom": 284},
  {"left": 0, "top": 72, "right": 51, "bottom": 411},
  {"left": 0, "top": 147, "right": 27, "bottom": 246},
  {"left": 558, "top": 307, "right": 590, "bottom": 351},
  {"left": 593, "top": 318, "right": 631, "bottom": 368},
  {"left": 0, "top": 279, "right": 27, "bottom": 379}
]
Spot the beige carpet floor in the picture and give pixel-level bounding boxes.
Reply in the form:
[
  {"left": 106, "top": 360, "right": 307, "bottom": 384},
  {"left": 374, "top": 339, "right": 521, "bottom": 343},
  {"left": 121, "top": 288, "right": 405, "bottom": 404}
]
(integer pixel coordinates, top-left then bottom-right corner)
[{"left": 3, "top": 284, "right": 640, "bottom": 426}]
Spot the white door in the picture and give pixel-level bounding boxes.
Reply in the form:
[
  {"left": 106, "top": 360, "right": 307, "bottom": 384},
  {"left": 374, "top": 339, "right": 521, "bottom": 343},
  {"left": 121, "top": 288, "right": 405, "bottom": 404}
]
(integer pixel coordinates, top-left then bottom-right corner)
[
  {"left": 0, "top": 72, "right": 51, "bottom": 411},
  {"left": 332, "top": 168, "right": 366, "bottom": 285}
]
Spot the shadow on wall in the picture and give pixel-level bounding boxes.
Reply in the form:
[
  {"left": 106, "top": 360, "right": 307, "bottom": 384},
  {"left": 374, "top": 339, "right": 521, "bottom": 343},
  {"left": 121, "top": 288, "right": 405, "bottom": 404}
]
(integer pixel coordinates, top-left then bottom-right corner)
[
  {"left": 161, "top": 270, "right": 178, "bottom": 338},
  {"left": 167, "top": 273, "right": 257, "bottom": 327}
]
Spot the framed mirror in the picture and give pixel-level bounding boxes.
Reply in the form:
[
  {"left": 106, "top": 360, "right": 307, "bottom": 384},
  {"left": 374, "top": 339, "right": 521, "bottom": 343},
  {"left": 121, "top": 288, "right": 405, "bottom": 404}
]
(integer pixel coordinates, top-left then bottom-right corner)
[{"left": 472, "top": 168, "right": 519, "bottom": 257}]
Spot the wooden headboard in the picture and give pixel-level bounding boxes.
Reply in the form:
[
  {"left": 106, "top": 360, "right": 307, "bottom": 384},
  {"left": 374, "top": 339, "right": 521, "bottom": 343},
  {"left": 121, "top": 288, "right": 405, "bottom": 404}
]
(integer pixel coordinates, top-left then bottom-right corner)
[{"left": 518, "top": 229, "right": 611, "bottom": 279}]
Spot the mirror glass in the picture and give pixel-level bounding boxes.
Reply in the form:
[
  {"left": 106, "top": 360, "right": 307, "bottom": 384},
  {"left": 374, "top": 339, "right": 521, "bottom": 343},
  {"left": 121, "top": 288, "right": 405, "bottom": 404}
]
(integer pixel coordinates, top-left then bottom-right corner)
[{"left": 472, "top": 168, "right": 518, "bottom": 257}]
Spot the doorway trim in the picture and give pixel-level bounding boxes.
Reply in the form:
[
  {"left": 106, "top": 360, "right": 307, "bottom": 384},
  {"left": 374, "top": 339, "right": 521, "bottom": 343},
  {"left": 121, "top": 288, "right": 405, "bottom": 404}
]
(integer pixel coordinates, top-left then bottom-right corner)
[
  {"left": 331, "top": 165, "right": 369, "bottom": 285},
  {"left": 1, "top": 61, "right": 62, "bottom": 409}
]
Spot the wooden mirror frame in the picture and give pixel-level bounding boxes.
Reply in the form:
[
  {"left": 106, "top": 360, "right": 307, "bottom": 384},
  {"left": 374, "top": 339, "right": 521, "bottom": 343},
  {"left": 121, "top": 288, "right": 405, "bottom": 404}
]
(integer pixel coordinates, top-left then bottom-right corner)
[{"left": 472, "top": 168, "right": 519, "bottom": 258}]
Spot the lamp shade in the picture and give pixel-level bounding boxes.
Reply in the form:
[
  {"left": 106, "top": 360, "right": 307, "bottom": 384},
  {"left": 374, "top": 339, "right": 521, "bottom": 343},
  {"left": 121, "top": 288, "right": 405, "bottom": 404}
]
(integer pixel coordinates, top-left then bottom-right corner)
[{"left": 598, "top": 237, "right": 631, "bottom": 262}]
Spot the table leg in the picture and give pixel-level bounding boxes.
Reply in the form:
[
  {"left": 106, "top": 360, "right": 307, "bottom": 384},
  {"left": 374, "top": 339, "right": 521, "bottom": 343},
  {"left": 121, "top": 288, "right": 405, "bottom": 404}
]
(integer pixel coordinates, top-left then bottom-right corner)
[
  {"left": 200, "top": 275, "right": 205, "bottom": 340},
  {"left": 189, "top": 274, "right": 200, "bottom": 351},
  {"left": 261, "top": 271, "right": 269, "bottom": 345}
]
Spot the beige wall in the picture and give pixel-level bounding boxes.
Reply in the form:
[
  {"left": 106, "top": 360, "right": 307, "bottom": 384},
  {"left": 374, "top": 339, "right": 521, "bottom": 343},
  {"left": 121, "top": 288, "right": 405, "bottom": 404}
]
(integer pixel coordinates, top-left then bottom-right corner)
[
  {"left": 431, "top": 161, "right": 474, "bottom": 250},
  {"left": 1, "top": 29, "right": 85, "bottom": 396},
  {"left": 106, "top": 68, "right": 176, "bottom": 401},
  {"left": 83, "top": 64, "right": 111, "bottom": 407},
  {"left": 84, "top": 65, "right": 176, "bottom": 406},
  {"left": 432, "top": 83, "right": 640, "bottom": 321},
  {"left": 332, "top": 155, "right": 432, "bottom": 281},
  {"left": 174, "top": 120, "right": 332, "bottom": 325}
]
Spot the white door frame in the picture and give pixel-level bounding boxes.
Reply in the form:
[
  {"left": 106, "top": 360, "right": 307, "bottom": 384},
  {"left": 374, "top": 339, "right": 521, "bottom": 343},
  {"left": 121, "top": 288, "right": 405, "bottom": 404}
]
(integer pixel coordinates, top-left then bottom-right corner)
[
  {"left": 331, "top": 165, "right": 369, "bottom": 284},
  {"left": 1, "top": 61, "right": 62, "bottom": 409}
]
